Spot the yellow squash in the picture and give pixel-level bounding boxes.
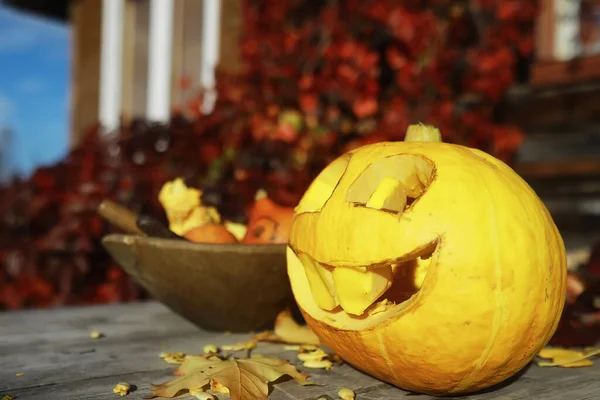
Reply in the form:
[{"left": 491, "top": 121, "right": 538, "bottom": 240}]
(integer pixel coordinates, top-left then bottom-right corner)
[{"left": 286, "top": 124, "right": 567, "bottom": 396}]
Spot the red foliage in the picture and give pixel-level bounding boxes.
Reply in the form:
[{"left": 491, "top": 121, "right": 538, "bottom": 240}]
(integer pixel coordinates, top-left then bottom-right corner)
[{"left": 0, "top": 1, "right": 539, "bottom": 311}]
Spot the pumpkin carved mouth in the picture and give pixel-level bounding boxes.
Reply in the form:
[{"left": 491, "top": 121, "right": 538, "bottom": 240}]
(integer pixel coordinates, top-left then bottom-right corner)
[
  {"left": 292, "top": 242, "right": 437, "bottom": 320},
  {"left": 290, "top": 151, "right": 438, "bottom": 319}
]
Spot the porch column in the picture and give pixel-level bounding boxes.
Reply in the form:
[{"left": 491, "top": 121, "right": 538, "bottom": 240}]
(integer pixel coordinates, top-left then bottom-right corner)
[
  {"left": 147, "top": 0, "right": 175, "bottom": 123},
  {"left": 98, "top": 0, "right": 125, "bottom": 133}
]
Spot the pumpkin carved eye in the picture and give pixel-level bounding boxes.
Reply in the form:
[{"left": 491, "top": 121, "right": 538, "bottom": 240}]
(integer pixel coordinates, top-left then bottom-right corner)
[
  {"left": 294, "top": 153, "right": 351, "bottom": 214},
  {"left": 346, "top": 154, "right": 435, "bottom": 213}
]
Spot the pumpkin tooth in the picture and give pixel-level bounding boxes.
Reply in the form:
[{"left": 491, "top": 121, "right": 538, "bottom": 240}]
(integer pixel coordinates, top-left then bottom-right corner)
[
  {"left": 413, "top": 255, "right": 433, "bottom": 288},
  {"left": 298, "top": 253, "right": 339, "bottom": 310},
  {"left": 332, "top": 266, "right": 393, "bottom": 315},
  {"left": 365, "top": 177, "right": 407, "bottom": 212}
]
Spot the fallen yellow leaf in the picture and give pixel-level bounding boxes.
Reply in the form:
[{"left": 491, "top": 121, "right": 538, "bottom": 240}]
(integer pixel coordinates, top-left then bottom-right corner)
[
  {"left": 537, "top": 347, "right": 600, "bottom": 368},
  {"left": 202, "top": 344, "right": 219, "bottom": 354},
  {"left": 338, "top": 387, "right": 356, "bottom": 400},
  {"left": 151, "top": 355, "right": 313, "bottom": 400},
  {"left": 159, "top": 352, "right": 186, "bottom": 365},
  {"left": 255, "top": 308, "right": 320, "bottom": 345},
  {"left": 275, "top": 308, "right": 321, "bottom": 345},
  {"left": 210, "top": 379, "right": 230, "bottom": 393},
  {"left": 90, "top": 331, "right": 103, "bottom": 339},
  {"left": 297, "top": 349, "right": 328, "bottom": 362},
  {"left": 113, "top": 382, "right": 131, "bottom": 396},
  {"left": 303, "top": 359, "right": 333, "bottom": 370},
  {"left": 221, "top": 339, "right": 257, "bottom": 352}
]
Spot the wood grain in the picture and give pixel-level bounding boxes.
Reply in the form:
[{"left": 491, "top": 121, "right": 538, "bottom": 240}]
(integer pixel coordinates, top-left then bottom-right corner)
[
  {"left": 1, "top": 301, "right": 598, "bottom": 399},
  {"left": 69, "top": 0, "right": 102, "bottom": 147}
]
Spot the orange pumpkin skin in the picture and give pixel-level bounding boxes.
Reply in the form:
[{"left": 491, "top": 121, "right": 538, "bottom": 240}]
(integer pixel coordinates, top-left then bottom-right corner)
[
  {"left": 286, "top": 140, "right": 567, "bottom": 396},
  {"left": 183, "top": 223, "right": 238, "bottom": 244},
  {"left": 297, "top": 309, "right": 530, "bottom": 396},
  {"left": 242, "top": 193, "right": 294, "bottom": 244}
]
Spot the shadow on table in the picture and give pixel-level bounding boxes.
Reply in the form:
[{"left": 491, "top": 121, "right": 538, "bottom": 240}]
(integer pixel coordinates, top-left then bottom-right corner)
[{"left": 405, "top": 362, "right": 532, "bottom": 398}]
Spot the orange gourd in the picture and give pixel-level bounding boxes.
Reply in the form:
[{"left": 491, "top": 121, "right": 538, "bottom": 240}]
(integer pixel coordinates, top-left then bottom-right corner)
[
  {"left": 183, "top": 223, "right": 238, "bottom": 244},
  {"left": 242, "top": 190, "right": 294, "bottom": 244}
]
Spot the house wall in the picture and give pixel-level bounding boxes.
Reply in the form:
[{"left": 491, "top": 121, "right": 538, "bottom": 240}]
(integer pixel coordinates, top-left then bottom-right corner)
[{"left": 69, "top": 0, "right": 243, "bottom": 148}]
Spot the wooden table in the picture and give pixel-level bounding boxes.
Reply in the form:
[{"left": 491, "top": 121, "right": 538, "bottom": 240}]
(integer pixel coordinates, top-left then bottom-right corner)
[{"left": 1, "top": 301, "right": 598, "bottom": 400}]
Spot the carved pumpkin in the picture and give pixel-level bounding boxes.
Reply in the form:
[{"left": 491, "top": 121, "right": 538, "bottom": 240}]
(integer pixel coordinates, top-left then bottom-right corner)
[{"left": 286, "top": 125, "right": 567, "bottom": 395}]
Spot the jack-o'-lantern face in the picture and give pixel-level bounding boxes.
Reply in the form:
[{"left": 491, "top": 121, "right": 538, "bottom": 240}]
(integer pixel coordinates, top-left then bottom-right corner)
[
  {"left": 286, "top": 125, "right": 567, "bottom": 396},
  {"left": 290, "top": 149, "right": 436, "bottom": 315}
]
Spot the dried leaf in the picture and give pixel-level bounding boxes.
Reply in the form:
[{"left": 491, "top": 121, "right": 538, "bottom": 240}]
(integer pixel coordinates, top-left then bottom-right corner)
[
  {"left": 202, "top": 344, "right": 219, "bottom": 354},
  {"left": 537, "top": 347, "right": 600, "bottom": 368},
  {"left": 152, "top": 355, "right": 313, "bottom": 399},
  {"left": 303, "top": 359, "right": 333, "bottom": 370},
  {"left": 338, "top": 387, "right": 356, "bottom": 400},
  {"left": 275, "top": 309, "right": 321, "bottom": 345},
  {"left": 90, "top": 331, "right": 103, "bottom": 339},
  {"left": 160, "top": 352, "right": 187, "bottom": 365},
  {"left": 113, "top": 382, "right": 131, "bottom": 396},
  {"left": 191, "top": 390, "right": 215, "bottom": 400},
  {"left": 297, "top": 349, "right": 328, "bottom": 362},
  {"left": 254, "top": 330, "right": 281, "bottom": 342},
  {"left": 255, "top": 308, "right": 320, "bottom": 345},
  {"left": 221, "top": 339, "right": 257, "bottom": 351},
  {"left": 210, "top": 379, "right": 230, "bottom": 393}
]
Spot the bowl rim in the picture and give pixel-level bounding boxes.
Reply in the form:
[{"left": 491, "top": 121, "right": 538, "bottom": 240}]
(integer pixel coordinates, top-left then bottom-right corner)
[{"left": 102, "top": 233, "right": 288, "bottom": 254}]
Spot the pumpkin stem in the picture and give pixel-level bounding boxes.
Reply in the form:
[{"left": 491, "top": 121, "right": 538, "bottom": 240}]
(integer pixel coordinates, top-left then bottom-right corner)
[
  {"left": 405, "top": 123, "right": 442, "bottom": 143},
  {"left": 255, "top": 189, "right": 269, "bottom": 201}
]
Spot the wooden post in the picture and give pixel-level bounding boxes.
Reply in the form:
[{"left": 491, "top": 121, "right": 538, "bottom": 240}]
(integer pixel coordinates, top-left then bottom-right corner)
[
  {"left": 146, "top": 0, "right": 174, "bottom": 123},
  {"left": 200, "top": 0, "right": 221, "bottom": 113},
  {"left": 120, "top": 0, "right": 137, "bottom": 126},
  {"left": 69, "top": 0, "right": 102, "bottom": 147},
  {"left": 218, "top": 0, "right": 243, "bottom": 74},
  {"left": 535, "top": 0, "right": 556, "bottom": 62},
  {"left": 98, "top": 0, "right": 125, "bottom": 133},
  {"left": 171, "top": 0, "right": 206, "bottom": 112},
  {"left": 131, "top": 0, "right": 150, "bottom": 119},
  {"left": 170, "top": 0, "right": 186, "bottom": 109}
]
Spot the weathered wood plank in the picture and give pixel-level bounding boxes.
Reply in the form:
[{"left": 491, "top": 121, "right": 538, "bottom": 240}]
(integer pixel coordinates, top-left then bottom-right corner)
[
  {"left": 1, "top": 301, "right": 599, "bottom": 400},
  {"left": 0, "top": 301, "right": 198, "bottom": 348},
  {"left": 0, "top": 327, "right": 252, "bottom": 390}
]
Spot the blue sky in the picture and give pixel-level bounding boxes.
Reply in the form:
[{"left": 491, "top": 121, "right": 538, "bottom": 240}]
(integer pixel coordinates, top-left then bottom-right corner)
[{"left": 0, "top": 5, "right": 70, "bottom": 182}]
